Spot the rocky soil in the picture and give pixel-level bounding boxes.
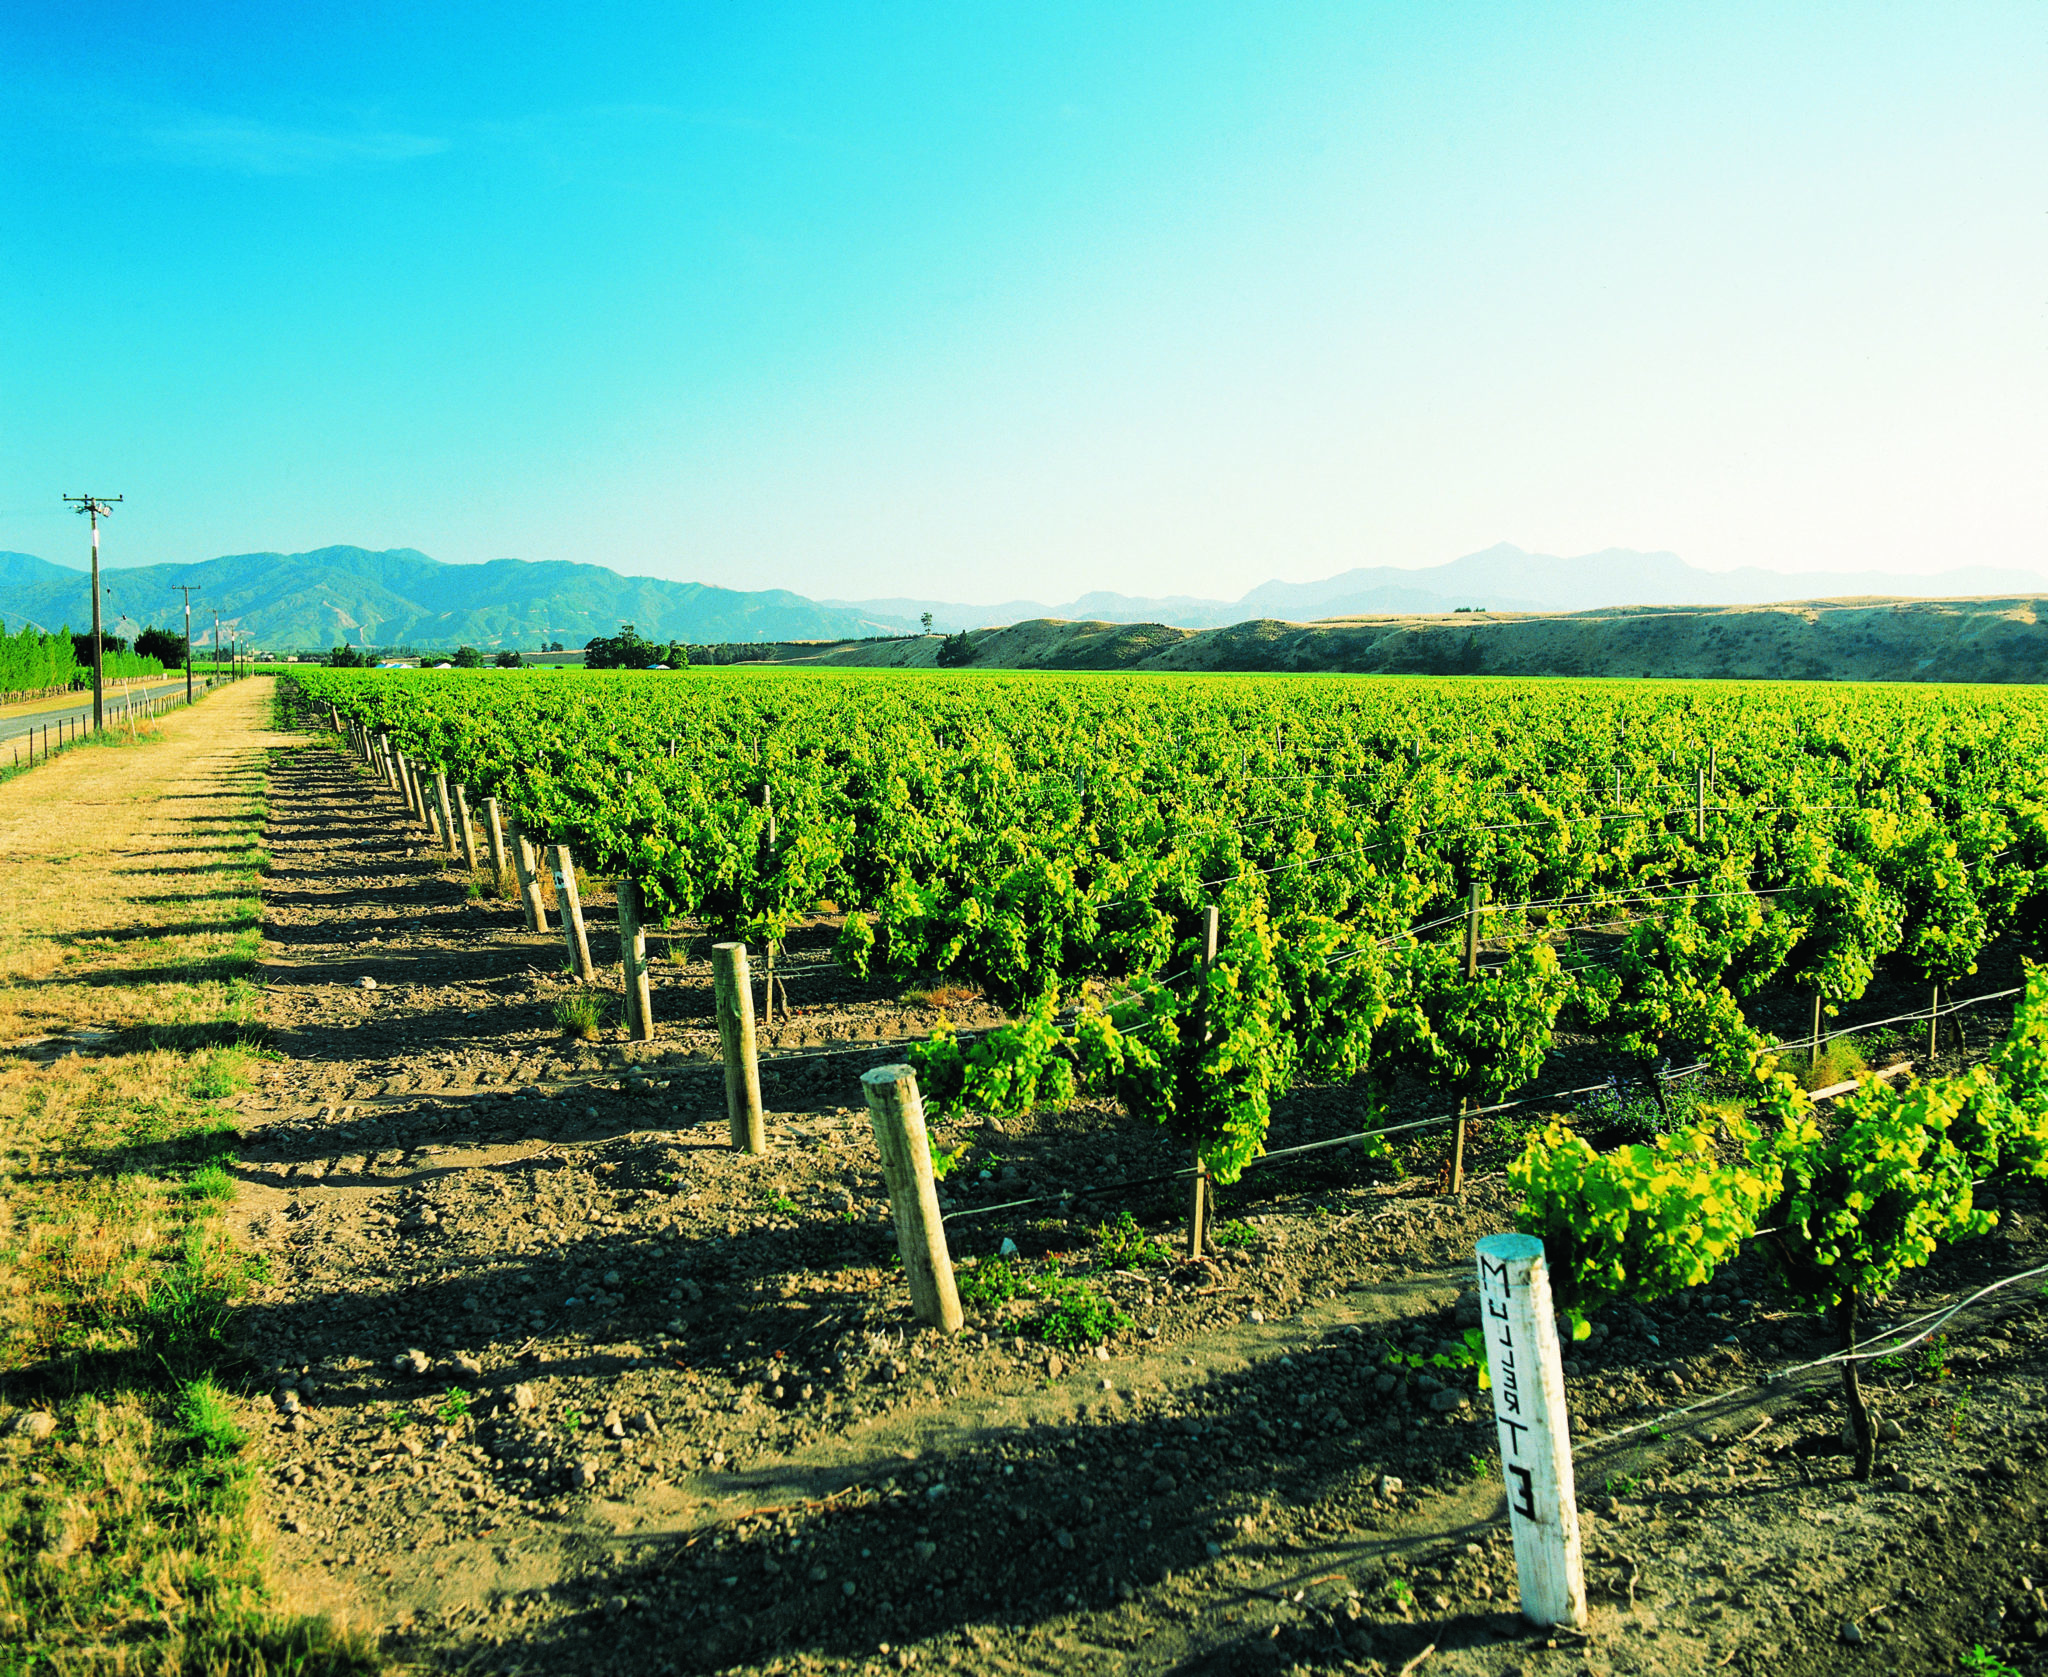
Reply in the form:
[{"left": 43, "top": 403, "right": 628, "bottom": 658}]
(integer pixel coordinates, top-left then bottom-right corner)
[{"left": 227, "top": 735, "right": 2048, "bottom": 1676}]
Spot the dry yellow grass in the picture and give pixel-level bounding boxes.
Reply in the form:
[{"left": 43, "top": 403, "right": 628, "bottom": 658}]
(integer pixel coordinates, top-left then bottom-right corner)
[
  {"left": 0, "top": 680, "right": 275, "bottom": 1046},
  {"left": 0, "top": 679, "right": 380, "bottom": 1675}
]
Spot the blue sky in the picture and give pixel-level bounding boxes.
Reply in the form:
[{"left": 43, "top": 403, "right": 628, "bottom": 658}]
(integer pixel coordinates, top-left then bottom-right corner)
[{"left": 3, "top": 2, "right": 2042, "bottom": 603}]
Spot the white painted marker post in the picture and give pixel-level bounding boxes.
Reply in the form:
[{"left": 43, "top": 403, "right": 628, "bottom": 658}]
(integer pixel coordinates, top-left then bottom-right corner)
[{"left": 1475, "top": 1232, "right": 1588, "bottom": 1630}]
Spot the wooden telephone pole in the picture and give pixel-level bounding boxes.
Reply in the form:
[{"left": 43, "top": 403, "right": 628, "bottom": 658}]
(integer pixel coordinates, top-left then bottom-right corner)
[
  {"left": 173, "top": 586, "right": 198, "bottom": 703},
  {"left": 62, "top": 494, "right": 121, "bottom": 729}
]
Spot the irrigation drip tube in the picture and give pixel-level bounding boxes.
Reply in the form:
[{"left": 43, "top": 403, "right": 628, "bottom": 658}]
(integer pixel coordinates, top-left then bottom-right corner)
[{"left": 1575, "top": 1255, "right": 2048, "bottom": 1455}]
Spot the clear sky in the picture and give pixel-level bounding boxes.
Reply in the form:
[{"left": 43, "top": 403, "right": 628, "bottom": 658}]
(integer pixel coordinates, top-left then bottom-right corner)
[{"left": 3, "top": 2, "right": 2043, "bottom": 603}]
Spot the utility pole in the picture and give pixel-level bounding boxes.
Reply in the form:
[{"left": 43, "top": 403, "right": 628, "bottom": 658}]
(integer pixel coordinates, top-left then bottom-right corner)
[
  {"left": 211, "top": 609, "right": 221, "bottom": 681},
  {"left": 62, "top": 494, "right": 121, "bottom": 729},
  {"left": 174, "top": 585, "right": 198, "bottom": 704}
]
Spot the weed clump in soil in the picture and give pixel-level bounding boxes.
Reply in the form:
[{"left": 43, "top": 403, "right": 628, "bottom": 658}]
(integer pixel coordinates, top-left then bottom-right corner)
[
  {"left": 553, "top": 991, "right": 605, "bottom": 1041},
  {"left": 1799, "top": 1038, "right": 1868, "bottom": 1090},
  {"left": 952, "top": 1216, "right": 1154, "bottom": 1348}
]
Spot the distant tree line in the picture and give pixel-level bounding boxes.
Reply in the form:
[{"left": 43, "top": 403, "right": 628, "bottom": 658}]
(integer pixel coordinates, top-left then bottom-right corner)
[
  {"left": 584, "top": 625, "right": 781, "bottom": 669},
  {"left": 321, "top": 627, "right": 794, "bottom": 671},
  {"left": 328, "top": 643, "right": 526, "bottom": 668},
  {"left": 0, "top": 623, "right": 177, "bottom": 696},
  {"left": 583, "top": 626, "right": 684, "bottom": 669}
]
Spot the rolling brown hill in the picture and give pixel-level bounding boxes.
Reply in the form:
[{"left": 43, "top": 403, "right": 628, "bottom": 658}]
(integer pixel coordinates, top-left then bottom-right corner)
[{"left": 785, "top": 594, "right": 2048, "bottom": 681}]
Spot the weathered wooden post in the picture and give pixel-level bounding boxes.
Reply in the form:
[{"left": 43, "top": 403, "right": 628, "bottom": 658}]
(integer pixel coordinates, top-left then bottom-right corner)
[
  {"left": 510, "top": 826, "right": 549, "bottom": 932},
  {"left": 617, "top": 880, "right": 655, "bottom": 1042},
  {"left": 453, "top": 784, "right": 480, "bottom": 871},
  {"left": 1186, "top": 904, "right": 1221, "bottom": 1259},
  {"left": 861, "top": 1064, "right": 964, "bottom": 1334},
  {"left": 552, "top": 844, "right": 596, "bottom": 981},
  {"left": 483, "top": 796, "right": 510, "bottom": 881},
  {"left": 433, "top": 771, "right": 459, "bottom": 859},
  {"left": 712, "top": 942, "right": 766, "bottom": 1153},
  {"left": 1927, "top": 983, "right": 1941, "bottom": 1068},
  {"left": 1475, "top": 1233, "right": 1588, "bottom": 1630},
  {"left": 1695, "top": 763, "right": 1706, "bottom": 844}
]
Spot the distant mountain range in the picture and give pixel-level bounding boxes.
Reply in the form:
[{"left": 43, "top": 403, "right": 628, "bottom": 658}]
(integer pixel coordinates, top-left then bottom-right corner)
[
  {"left": 0, "top": 546, "right": 909, "bottom": 649},
  {"left": 841, "top": 544, "right": 2048, "bottom": 630},
  {"left": 0, "top": 541, "right": 2041, "bottom": 650}
]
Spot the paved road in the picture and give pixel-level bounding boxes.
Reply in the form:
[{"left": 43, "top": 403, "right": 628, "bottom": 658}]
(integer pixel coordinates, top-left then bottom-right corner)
[{"left": 0, "top": 676, "right": 227, "bottom": 754}]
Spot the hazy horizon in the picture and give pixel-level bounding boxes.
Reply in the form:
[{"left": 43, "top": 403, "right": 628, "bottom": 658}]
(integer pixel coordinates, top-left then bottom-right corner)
[{"left": 8, "top": 537, "right": 2047, "bottom": 607}]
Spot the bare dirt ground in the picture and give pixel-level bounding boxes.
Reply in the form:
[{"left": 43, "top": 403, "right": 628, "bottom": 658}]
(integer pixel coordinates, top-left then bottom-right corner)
[{"left": 235, "top": 724, "right": 2048, "bottom": 1677}]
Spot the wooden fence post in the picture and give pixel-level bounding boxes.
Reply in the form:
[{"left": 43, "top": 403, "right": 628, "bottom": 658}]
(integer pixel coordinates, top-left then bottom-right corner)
[
  {"left": 453, "top": 783, "right": 480, "bottom": 871},
  {"left": 483, "top": 796, "right": 509, "bottom": 880},
  {"left": 1186, "top": 904, "right": 1221, "bottom": 1259},
  {"left": 1475, "top": 1233, "right": 1588, "bottom": 1630},
  {"left": 511, "top": 827, "right": 549, "bottom": 932},
  {"left": 617, "top": 880, "right": 655, "bottom": 1042},
  {"left": 1695, "top": 763, "right": 1706, "bottom": 843},
  {"left": 712, "top": 942, "right": 766, "bottom": 1153},
  {"left": 1927, "top": 983, "right": 1940, "bottom": 1068},
  {"left": 861, "top": 1064, "right": 964, "bottom": 1334},
  {"left": 552, "top": 845, "right": 596, "bottom": 981},
  {"left": 433, "top": 771, "right": 459, "bottom": 859}
]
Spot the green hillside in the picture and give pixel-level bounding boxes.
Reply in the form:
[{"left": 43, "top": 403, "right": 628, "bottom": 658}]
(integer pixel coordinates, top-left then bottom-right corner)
[{"left": 0, "top": 546, "right": 913, "bottom": 651}]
